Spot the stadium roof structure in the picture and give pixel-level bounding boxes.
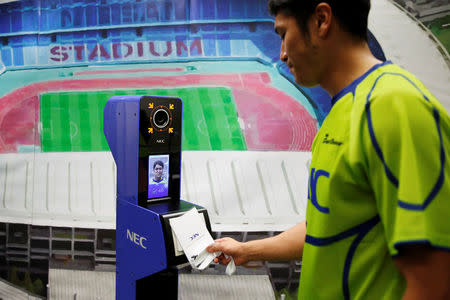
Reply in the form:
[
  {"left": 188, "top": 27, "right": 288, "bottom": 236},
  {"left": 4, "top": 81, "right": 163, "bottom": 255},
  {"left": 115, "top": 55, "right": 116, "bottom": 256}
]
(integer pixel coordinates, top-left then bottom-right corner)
[
  {"left": 0, "top": 151, "right": 311, "bottom": 232},
  {"left": 0, "top": 277, "right": 43, "bottom": 300},
  {"left": 370, "top": 0, "right": 450, "bottom": 112}
]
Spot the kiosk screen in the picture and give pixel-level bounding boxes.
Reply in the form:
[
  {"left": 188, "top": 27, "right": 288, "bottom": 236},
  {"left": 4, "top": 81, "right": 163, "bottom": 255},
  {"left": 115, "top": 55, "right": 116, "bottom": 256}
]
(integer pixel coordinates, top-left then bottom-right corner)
[{"left": 148, "top": 154, "right": 169, "bottom": 199}]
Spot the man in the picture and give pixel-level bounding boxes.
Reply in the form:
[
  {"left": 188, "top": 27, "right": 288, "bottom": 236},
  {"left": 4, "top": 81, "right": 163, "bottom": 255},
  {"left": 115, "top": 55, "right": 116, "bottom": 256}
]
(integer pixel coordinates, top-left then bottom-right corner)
[
  {"left": 152, "top": 160, "right": 165, "bottom": 182},
  {"left": 207, "top": 0, "right": 450, "bottom": 299},
  {"left": 148, "top": 160, "right": 168, "bottom": 198}
]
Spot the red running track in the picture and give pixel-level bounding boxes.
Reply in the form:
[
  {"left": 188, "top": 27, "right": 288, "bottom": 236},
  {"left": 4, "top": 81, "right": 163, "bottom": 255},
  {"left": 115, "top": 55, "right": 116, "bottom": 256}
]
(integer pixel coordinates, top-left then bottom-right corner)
[{"left": 0, "top": 72, "right": 317, "bottom": 153}]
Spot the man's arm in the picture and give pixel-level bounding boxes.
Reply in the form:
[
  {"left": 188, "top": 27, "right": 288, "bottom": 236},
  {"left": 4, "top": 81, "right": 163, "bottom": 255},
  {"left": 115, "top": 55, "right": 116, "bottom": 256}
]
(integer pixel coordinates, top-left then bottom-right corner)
[
  {"left": 207, "top": 221, "right": 306, "bottom": 266},
  {"left": 394, "top": 245, "right": 450, "bottom": 300}
]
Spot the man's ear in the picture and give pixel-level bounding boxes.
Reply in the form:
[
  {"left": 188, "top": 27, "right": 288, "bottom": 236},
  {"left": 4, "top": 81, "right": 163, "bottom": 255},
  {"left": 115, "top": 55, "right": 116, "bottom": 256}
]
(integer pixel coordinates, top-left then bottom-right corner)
[{"left": 315, "top": 2, "right": 332, "bottom": 38}]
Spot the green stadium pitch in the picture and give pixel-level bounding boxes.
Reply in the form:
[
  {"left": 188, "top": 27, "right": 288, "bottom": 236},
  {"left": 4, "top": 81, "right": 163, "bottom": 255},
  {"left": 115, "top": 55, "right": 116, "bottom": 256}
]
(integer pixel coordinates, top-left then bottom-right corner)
[{"left": 40, "top": 88, "right": 247, "bottom": 152}]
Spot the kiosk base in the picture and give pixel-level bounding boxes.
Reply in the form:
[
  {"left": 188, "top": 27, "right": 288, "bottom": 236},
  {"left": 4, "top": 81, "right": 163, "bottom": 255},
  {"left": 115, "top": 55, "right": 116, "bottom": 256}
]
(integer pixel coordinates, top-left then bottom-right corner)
[{"left": 136, "top": 267, "right": 178, "bottom": 299}]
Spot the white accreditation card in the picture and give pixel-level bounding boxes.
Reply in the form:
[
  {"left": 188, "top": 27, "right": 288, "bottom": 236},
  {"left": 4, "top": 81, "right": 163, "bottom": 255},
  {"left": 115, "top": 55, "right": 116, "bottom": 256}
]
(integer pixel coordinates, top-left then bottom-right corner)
[{"left": 169, "top": 208, "right": 218, "bottom": 270}]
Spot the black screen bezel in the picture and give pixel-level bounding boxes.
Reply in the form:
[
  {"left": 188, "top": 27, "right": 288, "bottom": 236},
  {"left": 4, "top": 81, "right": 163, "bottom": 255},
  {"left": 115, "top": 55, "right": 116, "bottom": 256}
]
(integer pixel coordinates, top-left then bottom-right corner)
[{"left": 138, "top": 96, "right": 182, "bottom": 207}]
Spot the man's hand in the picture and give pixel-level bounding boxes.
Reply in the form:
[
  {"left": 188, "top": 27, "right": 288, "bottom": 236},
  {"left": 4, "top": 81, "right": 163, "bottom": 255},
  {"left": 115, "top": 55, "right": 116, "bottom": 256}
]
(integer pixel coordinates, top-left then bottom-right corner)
[
  {"left": 395, "top": 245, "right": 450, "bottom": 300},
  {"left": 206, "top": 237, "right": 249, "bottom": 266},
  {"left": 207, "top": 221, "right": 306, "bottom": 266}
]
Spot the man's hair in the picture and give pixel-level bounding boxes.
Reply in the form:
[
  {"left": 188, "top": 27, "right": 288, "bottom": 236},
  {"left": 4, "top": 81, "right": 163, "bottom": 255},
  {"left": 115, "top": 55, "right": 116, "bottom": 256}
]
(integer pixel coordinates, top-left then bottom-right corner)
[
  {"left": 267, "top": 0, "right": 370, "bottom": 41},
  {"left": 153, "top": 160, "right": 164, "bottom": 170}
]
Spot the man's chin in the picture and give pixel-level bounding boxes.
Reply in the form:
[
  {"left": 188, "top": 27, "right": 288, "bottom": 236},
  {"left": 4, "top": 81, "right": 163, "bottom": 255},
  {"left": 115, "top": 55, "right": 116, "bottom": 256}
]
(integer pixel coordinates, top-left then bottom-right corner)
[{"left": 294, "top": 77, "right": 319, "bottom": 88}]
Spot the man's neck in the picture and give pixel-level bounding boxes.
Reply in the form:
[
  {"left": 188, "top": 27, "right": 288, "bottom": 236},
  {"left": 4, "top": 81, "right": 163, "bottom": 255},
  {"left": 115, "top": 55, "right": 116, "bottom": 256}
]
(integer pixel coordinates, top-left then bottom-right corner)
[{"left": 320, "top": 41, "right": 382, "bottom": 97}]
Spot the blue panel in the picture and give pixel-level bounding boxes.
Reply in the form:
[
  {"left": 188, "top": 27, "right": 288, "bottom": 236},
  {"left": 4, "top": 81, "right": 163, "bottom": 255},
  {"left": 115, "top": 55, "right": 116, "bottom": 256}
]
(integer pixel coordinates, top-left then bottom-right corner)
[
  {"left": 39, "top": 9, "right": 50, "bottom": 31},
  {"left": 217, "top": 0, "right": 229, "bottom": 19},
  {"left": 111, "top": 3, "right": 121, "bottom": 25},
  {"left": 61, "top": 32, "right": 74, "bottom": 43},
  {"left": 162, "top": 1, "right": 173, "bottom": 21},
  {"left": 72, "top": 31, "right": 85, "bottom": 42},
  {"left": 85, "top": 4, "right": 97, "bottom": 26},
  {"left": 1, "top": 48, "right": 12, "bottom": 66},
  {"left": 85, "top": 30, "right": 98, "bottom": 41},
  {"left": 22, "top": 9, "right": 39, "bottom": 31},
  {"left": 246, "top": 1, "right": 262, "bottom": 18},
  {"left": 229, "top": 23, "right": 247, "bottom": 33},
  {"left": 174, "top": 26, "right": 187, "bottom": 33},
  {"left": 22, "top": 35, "right": 38, "bottom": 46},
  {"left": 109, "top": 28, "right": 121, "bottom": 38},
  {"left": 230, "top": 0, "right": 243, "bottom": 18},
  {"left": 217, "top": 34, "right": 230, "bottom": 56},
  {"left": 20, "top": 0, "right": 36, "bottom": 10},
  {"left": 9, "top": 36, "right": 23, "bottom": 46},
  {"left": 190, "top": 0, "right": 201, "bottom": 20},
  {"left": 103, "top": 95, "right": 141, "bottom": 202},
  {"left": 0, "top": 10, "right": 10, "bottom": 33},
  {"left": 40, "top": 0, "right": 54, "bottom": 9},
  {"left": 41, "top": 8, "right": 61, "bottom": 31},
  {"left": 38, "top": 34, "right": 51, "bottom": 45},
  {"left": 202, "top": 24, "right": 215, "bottom": 32},
  {"left": 133, "top": 3, "right": 146, "bottom": 23},
  {"left": 61, "top": 9, "right": 73, "bottom": 28},
  {"left": 121, "top": 3, "right": 132, "bottom": 23},
  {"left": 203, "top": 34, "right": 216, "bottom": 56},
  {"left": 12, "top": 46, "right": 24, "bottom": 66},
  {"left": 202, "top": 0, "right": 215, "bottom": 20},
  {"left": 146, "top": 2, "right": 158, "bottom": 22},
  {"left": 143, "top": 26, "right": 171, "bottom": 37},
  {"left": 11, "top": 10, "right": 22, "bottom": 32},
  {"left": 73, "top": 6, "right": 84, "bottom": 27},
  {"left": 99, "top": 5, "right": 111, "bottom": 25},
  {"left": 174, "top": 0, "right": 186, "bottom": 21},
  {"left": 216, "top": 24, "right": 230, "bottom": 32},
  {"left": 120, "top": 29, "right": 136, "bottom": 40},
  {"left": 115, "top": 199, "right": 167, "bottom": 300}
]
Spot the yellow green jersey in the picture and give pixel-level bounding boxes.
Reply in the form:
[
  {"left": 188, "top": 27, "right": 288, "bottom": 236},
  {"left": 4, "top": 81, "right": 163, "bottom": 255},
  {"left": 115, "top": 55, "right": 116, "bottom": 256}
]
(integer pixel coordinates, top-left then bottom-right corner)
[{"left": 298, "top": 61, "right": 450, "bottom": 300}]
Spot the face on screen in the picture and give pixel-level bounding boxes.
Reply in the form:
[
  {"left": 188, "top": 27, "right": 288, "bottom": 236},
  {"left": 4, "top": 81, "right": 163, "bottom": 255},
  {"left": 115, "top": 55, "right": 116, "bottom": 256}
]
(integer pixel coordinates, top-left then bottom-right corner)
[{"left": 148, "top": 154, "right": 169, "bottom": 199}]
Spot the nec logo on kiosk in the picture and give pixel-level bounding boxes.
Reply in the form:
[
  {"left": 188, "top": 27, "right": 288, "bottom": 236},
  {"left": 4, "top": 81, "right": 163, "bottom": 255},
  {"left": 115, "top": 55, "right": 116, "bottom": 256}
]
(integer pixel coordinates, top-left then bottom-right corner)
[{"left": 126, "top": 229, "right": 147, "bottom": 250}]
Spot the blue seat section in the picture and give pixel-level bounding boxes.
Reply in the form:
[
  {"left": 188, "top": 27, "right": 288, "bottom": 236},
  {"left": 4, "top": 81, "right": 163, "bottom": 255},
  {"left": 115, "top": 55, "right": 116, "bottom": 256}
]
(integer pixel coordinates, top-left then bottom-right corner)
[
  {"left": 0, "top": 21, "right": 279, "bottom": 68},
  {"left": 0, "top": 0, "right": 272, "bottom": 35},
  {"left": 8, "top": 0, "right": 41, "bottom": 32},
  {"left": 0, "top": 34, "right": 39, "bottom": 67},
  {"left": 1, "top": 47, "right": 12, "bottom": 67}
]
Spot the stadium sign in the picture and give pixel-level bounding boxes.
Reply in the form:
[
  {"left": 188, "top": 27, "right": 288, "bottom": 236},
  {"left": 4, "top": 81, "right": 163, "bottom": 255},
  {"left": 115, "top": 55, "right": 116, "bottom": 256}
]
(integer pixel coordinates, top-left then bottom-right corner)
[
  {"left": 49, "top": 39, "right": 203, "bottom": 62},
  {"left": 2, "top": 35, "right": 273, "bottom": 69}
]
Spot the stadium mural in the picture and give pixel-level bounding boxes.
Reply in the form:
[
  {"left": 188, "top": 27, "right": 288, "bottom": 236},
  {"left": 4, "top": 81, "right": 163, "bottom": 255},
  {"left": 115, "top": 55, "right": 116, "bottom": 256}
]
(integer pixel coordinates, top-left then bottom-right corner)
[{"left": 0, "top": 0, "right": 334, "bottom": 155}]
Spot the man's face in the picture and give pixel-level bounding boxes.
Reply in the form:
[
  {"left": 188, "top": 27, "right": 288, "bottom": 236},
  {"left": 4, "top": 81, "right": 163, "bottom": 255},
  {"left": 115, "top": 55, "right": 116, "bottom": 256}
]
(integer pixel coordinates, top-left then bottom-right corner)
[
  {"left": 153, "top": 164, "right": 163, "bottom": 180},
  {"left": 274, "top": 13, "right": 321, "bottom": 87}
]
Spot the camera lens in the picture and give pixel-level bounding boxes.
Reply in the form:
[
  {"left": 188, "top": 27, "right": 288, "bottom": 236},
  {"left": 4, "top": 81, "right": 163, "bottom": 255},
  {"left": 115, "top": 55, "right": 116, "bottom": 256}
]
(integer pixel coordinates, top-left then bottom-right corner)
[{"left": 153, "top": 108, "right": 170, "bottom": 129}]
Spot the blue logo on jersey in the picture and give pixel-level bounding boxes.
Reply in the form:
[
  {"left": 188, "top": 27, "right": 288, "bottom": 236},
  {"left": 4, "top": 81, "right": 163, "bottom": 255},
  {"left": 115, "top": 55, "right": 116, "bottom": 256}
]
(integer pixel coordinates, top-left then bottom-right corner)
[{"left": 308, "top": 168, "right": 330, "bottom": 214}]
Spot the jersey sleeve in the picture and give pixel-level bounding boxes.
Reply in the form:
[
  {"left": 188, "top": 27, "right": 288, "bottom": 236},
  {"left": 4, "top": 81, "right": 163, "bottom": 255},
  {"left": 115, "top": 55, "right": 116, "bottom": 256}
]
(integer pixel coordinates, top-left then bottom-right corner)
[{"left": 362, "top": 77, "right": 450, "bottom": 256}]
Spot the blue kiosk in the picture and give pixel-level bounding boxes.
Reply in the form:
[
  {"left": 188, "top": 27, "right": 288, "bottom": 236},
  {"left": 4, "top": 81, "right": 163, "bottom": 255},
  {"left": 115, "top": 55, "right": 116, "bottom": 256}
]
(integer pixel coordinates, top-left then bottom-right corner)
[{"left": 103, "top": 95, "right": 212, "bottom": 299}]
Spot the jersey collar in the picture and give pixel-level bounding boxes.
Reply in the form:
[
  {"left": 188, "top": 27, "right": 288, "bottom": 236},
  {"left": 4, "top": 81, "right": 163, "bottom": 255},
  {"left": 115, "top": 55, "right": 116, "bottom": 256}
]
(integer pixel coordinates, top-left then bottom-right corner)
[{"left": 330, "top": 60, "right": 392, "bottom": 107}]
